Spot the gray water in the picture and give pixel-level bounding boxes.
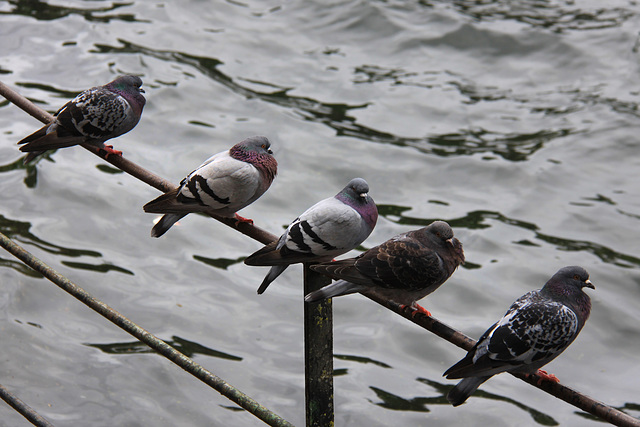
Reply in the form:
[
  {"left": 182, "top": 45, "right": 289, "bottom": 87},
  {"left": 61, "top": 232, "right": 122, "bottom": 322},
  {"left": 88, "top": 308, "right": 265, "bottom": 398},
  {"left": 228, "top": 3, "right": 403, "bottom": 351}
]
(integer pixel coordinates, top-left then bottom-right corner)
[{"left": 1, "top": 1, "right": 639, "bottom": 426}]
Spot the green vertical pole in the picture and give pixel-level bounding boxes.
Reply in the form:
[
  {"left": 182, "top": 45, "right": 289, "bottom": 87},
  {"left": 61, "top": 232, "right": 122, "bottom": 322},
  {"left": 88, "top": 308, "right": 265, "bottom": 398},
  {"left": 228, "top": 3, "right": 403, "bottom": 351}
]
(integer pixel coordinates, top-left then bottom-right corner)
[{"left": 303, "top": 265, "right": 334, "bottom": 427}]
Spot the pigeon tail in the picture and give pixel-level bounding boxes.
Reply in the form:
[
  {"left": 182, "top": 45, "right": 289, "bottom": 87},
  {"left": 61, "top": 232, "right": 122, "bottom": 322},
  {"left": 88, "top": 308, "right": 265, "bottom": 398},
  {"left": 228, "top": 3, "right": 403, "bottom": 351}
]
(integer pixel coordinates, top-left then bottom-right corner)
[
  {"left": 257, "top": 265, "right": 289, "bottom": 294},
  {"left": 447, "top": 376, "right": 490, "bottom": 407},
  {"left": 304, "top": 279, "right": 363, "bottom": 303},
  {"left": 23, "top": 151, "right": 44, "bottom": 164},
  {"left": 151, "top": 213, "right": 186, "bottom": 238}
]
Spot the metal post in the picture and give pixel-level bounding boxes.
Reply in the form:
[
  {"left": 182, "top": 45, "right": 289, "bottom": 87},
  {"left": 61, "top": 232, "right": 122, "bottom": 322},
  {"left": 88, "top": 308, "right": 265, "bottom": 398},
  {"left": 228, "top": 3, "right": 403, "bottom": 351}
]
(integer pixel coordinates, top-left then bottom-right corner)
[{"left": 303, "top": 265, "right": 334, "bottom": 427}]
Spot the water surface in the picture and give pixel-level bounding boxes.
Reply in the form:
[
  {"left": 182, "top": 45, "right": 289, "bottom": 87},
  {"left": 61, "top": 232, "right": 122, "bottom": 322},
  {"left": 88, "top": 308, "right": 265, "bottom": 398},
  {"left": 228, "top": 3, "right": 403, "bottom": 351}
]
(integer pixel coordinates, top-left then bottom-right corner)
[{"left": 1, "top": 1, "right": 639, "bottom": 426}]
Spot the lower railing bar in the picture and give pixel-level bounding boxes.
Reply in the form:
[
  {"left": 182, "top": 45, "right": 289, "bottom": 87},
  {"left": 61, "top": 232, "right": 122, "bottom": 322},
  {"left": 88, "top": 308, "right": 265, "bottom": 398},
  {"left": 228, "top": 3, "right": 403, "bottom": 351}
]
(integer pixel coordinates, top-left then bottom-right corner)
[
  {"left": 0, "top": 383, "right": 55, "bottom": 427},
  {"left": 0, "top": 231, "right": 294, "bottom": 427}
]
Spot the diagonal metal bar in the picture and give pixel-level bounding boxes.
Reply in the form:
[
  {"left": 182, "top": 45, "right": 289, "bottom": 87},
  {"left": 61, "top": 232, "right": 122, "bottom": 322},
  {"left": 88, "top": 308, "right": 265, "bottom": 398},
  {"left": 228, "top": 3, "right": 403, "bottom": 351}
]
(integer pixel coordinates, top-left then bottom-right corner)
[
  {"left": 0, "top": 231, "right": 294, "bottom": 427},
  {"left": 0, "top": 383, "right": 55, "bottom": 427}
]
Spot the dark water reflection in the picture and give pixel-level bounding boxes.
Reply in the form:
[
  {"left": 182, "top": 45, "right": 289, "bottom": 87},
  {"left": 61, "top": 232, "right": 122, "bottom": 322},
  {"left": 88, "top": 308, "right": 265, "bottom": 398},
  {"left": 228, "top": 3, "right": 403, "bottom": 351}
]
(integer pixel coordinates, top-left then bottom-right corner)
[
  {"left": 0, "top": 214, "right": 100, "bottom": 258},
  {"left": 414, "top": 378, "right": 559, "bottom": 426},
  {"left": 335, "top": 353, "right": 392, "bottom": 369},
  {"left": 0, "top": 0, "right": 143, "bottom": 23},
  {"left": 368, "top": 376, "right": 560, "bottom": 425},
  {"left": 89, "top": 39, "right": 582, "bottom": 161},
  {"left": 378, "top": 205, "right": 640, "bottom": 269},
  {"left": 0, "top": 214, "right": 135, "bottom": 275},
  {"left": 86, "top": 335, "right": 243, "bottom": 361},
  {"left": 0, "top": 156, "right": 40, "bottom": 187},
  {"left": 193, "top": 254, "right": 246, "bottom": 270},
  {"left": 444, "top": 0, "right": 634, "bottom": 32}
]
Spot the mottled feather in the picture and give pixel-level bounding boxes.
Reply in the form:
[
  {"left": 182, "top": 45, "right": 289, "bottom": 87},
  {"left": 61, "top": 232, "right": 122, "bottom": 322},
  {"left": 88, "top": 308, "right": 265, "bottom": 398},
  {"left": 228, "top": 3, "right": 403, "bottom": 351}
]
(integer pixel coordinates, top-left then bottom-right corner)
[
  {"left": 18, "top": 75, "right": 145, "bottom": 163},
  {"left": 444, "top": 266, "right": 594, "bottom": 406},
  {"left": 305, "top": 220, "right": 465, "bottom": 309}
]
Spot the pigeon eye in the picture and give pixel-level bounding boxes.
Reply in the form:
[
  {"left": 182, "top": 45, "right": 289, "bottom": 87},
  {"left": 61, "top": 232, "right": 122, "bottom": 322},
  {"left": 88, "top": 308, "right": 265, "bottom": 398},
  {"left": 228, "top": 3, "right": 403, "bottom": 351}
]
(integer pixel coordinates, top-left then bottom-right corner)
[
  {"left": 573, "top": 274, "right": 580, "bottom": 280},
  {"left": 261, "top": 144, "right": 266, "bottom": 149}
]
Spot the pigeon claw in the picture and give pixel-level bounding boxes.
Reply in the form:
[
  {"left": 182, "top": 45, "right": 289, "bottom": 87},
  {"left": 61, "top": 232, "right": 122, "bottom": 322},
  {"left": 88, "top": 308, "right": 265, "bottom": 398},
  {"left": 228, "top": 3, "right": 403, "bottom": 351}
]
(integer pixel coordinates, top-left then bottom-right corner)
[
  {"left": 412, "top": 304, "right": 432, "bottom": 318},
  {"left": 399, "top": 304, "right": 432, "bottom": 318},
  {"left": 101, "top": 144, "right": 123, "bottom": 159},
  {"left": 234, "top": 213, "right": 254, "bottom": 226},
  {"left": 535, "top": 370, "right": 560, "bottom": 385}
]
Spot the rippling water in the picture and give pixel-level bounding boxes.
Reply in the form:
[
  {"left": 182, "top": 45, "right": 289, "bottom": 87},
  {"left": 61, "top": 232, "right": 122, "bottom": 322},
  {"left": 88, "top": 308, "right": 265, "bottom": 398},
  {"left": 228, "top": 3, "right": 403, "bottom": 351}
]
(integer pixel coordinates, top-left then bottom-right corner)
[{"left": 1, "top": 1, "right": 639, "bottom": 426}]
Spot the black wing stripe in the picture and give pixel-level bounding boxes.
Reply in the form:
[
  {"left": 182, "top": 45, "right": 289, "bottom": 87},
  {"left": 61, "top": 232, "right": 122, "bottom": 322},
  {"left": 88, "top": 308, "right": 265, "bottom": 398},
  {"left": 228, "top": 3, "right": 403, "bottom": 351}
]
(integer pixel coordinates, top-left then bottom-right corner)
[{"left": 300, "top": 220, "right": 337, "bottom": 251}]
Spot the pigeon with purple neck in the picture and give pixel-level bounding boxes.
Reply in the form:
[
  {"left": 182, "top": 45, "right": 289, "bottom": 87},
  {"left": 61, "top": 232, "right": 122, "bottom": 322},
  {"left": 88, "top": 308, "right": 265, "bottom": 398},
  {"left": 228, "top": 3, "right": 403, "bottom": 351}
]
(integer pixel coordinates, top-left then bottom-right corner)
[
  {"left": 444, "top": 266, "right": 595, "bottom": 406},
  {"left": 245, "top": 178, "right": 378, "bottom": 294},
  {"left": 18, "top": 75, "right": 146, "bottom": 163},
  {"left": 144, "top": 136, "right": 277, "bottom": 237}
]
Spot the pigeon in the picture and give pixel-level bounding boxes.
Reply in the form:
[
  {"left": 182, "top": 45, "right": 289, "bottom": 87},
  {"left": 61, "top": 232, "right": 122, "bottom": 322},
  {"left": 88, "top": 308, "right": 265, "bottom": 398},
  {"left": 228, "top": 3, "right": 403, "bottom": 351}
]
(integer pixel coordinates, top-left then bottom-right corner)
[
  {"left": 18, "top": 75, "right": 146, "bottom": 163},
  {"left": 244, "top": 178, "right": 378, "bottom": 294},
  {"left": 144, "top": 136, "right": 277, "bottom": 238},
  {"left": 444, "top": 266, "right": 595, "bottom": 407},
  {"left": 305, "top": 220, "right": 465, "bottom": 315}
]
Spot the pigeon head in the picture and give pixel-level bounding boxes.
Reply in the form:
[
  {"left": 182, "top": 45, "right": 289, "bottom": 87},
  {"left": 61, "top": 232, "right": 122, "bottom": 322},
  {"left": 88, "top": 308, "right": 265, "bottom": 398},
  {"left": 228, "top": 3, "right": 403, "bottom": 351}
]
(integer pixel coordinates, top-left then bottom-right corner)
[
  {"left": 336, "top": 178, "right": 378, "bottom": 230},
  {"left": 543, "top": 265, "right": 594, "bottom": 323},
  {"left": 427, "top": 220, "right": 454, "bottom": 241},
  {"left": 422, "top": 220, "right": 465, "bottom": 264},
  {"left": 106, "top": 75, "right": 146, "bottom": 112},
  {"left": 230, "top": 136, "right": 278, "bottom": 185}
]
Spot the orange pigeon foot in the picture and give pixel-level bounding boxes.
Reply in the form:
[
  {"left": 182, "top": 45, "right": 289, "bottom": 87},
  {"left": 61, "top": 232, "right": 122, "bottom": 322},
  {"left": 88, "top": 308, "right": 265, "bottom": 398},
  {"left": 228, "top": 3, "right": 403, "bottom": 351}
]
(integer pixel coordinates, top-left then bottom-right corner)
[{"left": 234, "top": 213, "right": 254, "bottom": 225}]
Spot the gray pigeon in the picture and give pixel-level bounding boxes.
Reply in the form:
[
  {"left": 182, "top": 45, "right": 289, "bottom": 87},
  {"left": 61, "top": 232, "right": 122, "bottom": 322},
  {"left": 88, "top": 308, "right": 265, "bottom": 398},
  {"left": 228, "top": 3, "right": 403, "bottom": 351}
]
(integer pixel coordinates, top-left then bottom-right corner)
[
  {"left": 244, "top": 178, "right": 378, "bottom": 294},
  {"left": 444, "top": 266, "right": 595, "bottom": 406},
  {"left": 144, "top": 136, "right": 277, "bottom": 237},
  {"left": 18, "top": 75, "right": 146, "bottom": 163},
  {"left": 305, "top": 220, "right": 464, "bottom": 315}
]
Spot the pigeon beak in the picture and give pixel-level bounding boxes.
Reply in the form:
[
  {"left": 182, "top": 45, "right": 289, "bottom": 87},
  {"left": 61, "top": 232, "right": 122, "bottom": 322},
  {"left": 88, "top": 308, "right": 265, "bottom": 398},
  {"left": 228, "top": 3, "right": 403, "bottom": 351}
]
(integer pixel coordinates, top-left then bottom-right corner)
[
  {"left": 446, "top": 238, "right": 454, "bottom": 246},
  {"left": 267, "top": 149, "right": 273, "bottom": 154},
  {"left": 139, "top": 88, "right": 145, "bottom": 93},
  {"left": 584, "top": 279, "right": 595, "bottom": 290},
  {"left": 359, "top": 192, "right": 368, "bottom": 199}
]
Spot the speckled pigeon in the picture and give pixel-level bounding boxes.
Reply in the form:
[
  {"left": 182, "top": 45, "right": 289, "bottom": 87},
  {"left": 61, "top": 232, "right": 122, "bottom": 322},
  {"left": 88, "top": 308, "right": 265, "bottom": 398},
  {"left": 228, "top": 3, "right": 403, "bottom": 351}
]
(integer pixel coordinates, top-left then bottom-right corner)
[
  {"left": 305, "top": 220, "right": 464, "bottom": 315},
  {"left": 18, "top": 75, "right": 146, "bottom": 163},
  {"left": 444, "top": 266, "right": 594, "bottom": 407},
  {"left": 144, "top": 136, "right": 277, "bottom": 238},
  {"left": 244, "top": 178, "right": 378, "bottom": 294}
]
